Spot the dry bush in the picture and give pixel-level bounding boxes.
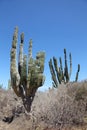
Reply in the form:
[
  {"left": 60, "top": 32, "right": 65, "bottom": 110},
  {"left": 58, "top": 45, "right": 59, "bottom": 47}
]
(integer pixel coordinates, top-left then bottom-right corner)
[
  {"left": 30, "top": 81, "right": 87, "bottom": 127},
  {"left": 0, "top": 82, "right": 87, "bottom": 130}
]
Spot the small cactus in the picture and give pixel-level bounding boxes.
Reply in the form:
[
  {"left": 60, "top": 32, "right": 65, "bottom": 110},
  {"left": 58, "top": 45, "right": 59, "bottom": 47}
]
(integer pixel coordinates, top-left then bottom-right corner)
[
  {"left": 10, "top": 27, "right": 45, "bottom": 112},
  {"left": 49, "top": 48, "right": 80, "bottom": 88}
]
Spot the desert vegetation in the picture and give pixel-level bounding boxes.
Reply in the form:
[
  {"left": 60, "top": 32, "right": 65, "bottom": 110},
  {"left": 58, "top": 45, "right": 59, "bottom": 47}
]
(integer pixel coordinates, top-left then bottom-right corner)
[
  {"left": 31, "top": 81, "right": 87, "bottom": 126},
  {"left": 49, "top": 48, "right": 80, "bottom": 88},
  {"left": 0, "top": 81, "right": 87, "bottom": 130},
  {"left": 0, "top": 27, "right": 87, "bottom": 130}
]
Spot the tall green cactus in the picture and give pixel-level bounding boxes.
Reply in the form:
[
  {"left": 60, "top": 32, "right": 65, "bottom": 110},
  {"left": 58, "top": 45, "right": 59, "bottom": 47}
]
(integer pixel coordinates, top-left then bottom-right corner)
[
  {"left": 49, "top": 48, "right": 80, "bottom": 88},
  {"left": 10, "top": 27, "right": 45, "bottom": 112}
]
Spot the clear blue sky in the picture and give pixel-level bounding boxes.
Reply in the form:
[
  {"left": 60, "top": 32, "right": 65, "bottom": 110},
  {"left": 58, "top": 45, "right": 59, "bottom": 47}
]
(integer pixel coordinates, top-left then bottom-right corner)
[{"left": 0, "top": 0, "right": 87, "bottom": 90}]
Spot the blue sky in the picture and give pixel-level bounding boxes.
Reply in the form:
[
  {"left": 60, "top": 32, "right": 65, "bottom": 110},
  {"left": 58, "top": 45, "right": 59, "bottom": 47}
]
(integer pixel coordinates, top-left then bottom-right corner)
[{"left": 0, "top": 0, "right": 87, "bottom": 90}]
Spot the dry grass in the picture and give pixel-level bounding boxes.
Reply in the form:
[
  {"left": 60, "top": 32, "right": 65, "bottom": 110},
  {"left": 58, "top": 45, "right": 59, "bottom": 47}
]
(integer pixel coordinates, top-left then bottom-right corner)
[
  {"left": 0, "top": 81, "right": 87, "bottom": 130},
  {"left": 30, "top": 81, "right": 87, "bottom": 128}
]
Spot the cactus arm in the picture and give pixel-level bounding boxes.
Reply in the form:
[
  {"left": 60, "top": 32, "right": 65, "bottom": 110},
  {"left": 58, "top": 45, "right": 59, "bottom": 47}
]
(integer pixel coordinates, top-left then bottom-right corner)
[
  {"left": 35, "top": 52, "right": 45, "bottom": 86},
  {"left": 18, "top": 33, "right": 24, "bottom": 76},
  {"left": 10, "top": 27, "right": 21, "bottom": 96},
  {"left": 64, "top": 48, "right": 69, "bottom": 82},
  {"left": 59, "top": 57, "right": 64, "bottom": 82},
  {"left": 21, "top": 55, "right": 27, "bottom": 94},
  {"left": 69, "top": 53, "right": 72, "bottom": 79},
  {"left": 36, "top": 52, "right": 45, "bottom": 73},
  {"left": 53, "top": 57, "right": 62, "bottom": 84},
  {"left": 27, "top": 39, "right": 33, "bottom": 90},
  {"left": 49, "top": 59, "right": 58, "bottom": 88},
  {"left": 75, "top": 64, "right": 80, "bottom": 82},
  {"left": 29, "top": 39, "right": 32, "bottom": 58}
]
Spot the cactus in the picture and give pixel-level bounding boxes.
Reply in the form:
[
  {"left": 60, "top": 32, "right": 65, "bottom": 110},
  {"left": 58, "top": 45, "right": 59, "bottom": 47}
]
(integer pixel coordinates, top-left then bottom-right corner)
[
  {"left": 49, "top": 48, "right": 80, "bottom": 88},
  {"left": 75, "top": 64, "right": 80, "bottom": 82},
  {"left": 10, "top": 27, "right": 45, "bottom": 112}
]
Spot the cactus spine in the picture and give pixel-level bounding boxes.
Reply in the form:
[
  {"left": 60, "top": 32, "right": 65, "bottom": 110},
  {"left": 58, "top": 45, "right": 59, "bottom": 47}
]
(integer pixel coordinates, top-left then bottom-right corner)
[
  {"left": 49, "top": 48, "right": 80, "bottom": 88},
  {"left": 10, "top": 27, "right": 45, "bottom": 112}
]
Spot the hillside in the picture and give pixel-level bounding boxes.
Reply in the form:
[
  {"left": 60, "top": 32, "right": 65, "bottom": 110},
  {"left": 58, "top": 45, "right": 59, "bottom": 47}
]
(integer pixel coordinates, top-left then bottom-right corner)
[{"left": 0, "top": 81, "right": 87, "bottom": 130}]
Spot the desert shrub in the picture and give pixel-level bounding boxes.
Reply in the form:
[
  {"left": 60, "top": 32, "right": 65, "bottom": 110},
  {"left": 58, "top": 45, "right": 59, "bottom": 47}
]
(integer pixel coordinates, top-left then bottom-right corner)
[
  {"left": 67, "top": 81, "right": 87, "bottom": 111},
  {"left": 67, "top": 81, "right": 87, "bottom": 99},
  {"left": 75, "top": 82, "right": 87, "bottom": 101},
  {"left": 30, "top": 82, "right": 87, "bottom": 127}
]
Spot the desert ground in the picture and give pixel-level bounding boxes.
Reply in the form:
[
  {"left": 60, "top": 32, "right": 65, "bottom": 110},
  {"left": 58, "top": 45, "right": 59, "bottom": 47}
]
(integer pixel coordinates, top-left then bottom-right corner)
[{"left": 0, "top": 81, "right": 87, "bottom": 130}]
